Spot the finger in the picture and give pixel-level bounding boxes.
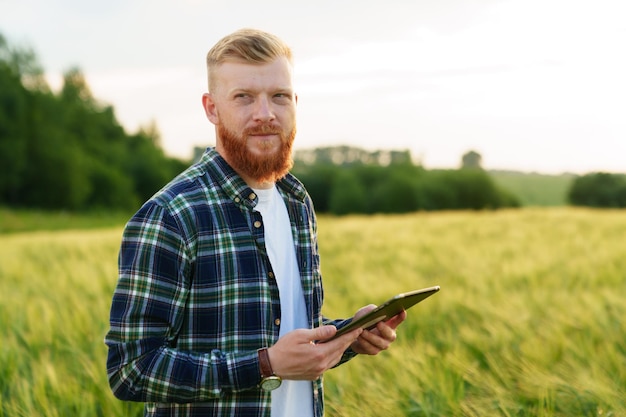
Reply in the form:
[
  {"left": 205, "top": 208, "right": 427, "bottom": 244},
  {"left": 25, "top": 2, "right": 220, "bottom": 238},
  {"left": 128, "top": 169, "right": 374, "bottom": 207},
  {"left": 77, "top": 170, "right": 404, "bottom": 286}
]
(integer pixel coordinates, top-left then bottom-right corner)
[
  {"left": 308, "top": 325, "right": 337, "bottom": 342},
  {"left": 303, "top": 328, "right": 362, "bottom": 375},
  {"left": 351, "top": 331, "right": 388, "bottom": 355},
  {"left": 318, "top": 327, "right": 363, "bottom": 354},
  {"left": 377, "top": 323, "right": 397, "bottom": 343},
  {"left": 354, "top": 304, "right": 377, "bottom": 320},
  {"left": 338, "top": 327, "right": 363, "bottom": 345},
  {"left": 364, "top": 327, "right": 393, "bottom": 346},
  {"left": 384, "top": 310, "right": 407, "bottom": 330}
]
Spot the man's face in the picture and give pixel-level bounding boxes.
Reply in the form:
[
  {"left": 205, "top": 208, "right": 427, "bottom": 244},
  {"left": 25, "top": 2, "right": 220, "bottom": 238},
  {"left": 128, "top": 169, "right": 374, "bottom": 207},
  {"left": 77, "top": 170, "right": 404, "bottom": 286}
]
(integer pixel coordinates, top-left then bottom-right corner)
[{"left": 202, "top": 57, "right": 297, "bottom": 185}]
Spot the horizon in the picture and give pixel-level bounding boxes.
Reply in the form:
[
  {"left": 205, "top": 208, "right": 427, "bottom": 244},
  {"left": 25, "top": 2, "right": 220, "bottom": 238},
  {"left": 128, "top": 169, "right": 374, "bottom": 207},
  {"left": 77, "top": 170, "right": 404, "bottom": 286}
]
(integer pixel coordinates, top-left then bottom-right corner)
[{"left": 2, "top": 0, "right": 625, "bottom": 175}]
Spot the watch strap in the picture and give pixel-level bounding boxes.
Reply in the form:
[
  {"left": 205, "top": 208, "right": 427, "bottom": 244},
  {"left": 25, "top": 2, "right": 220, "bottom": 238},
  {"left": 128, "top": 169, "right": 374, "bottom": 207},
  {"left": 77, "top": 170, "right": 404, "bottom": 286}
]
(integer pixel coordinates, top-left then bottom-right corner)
[{"left": 258, "top": 348, "right": 274, "bottom": 378}]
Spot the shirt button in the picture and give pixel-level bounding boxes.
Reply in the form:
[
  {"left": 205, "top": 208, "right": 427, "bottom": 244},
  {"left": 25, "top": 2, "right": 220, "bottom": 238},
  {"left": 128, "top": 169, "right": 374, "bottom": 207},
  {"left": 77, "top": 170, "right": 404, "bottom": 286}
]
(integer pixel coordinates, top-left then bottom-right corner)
[
  {"left": 249, "top": 192, "right": 257, "bottom": 200},
  {"left": 274, "top": 318, "right": 281, "bottom": 326},
  {"left": 254, "top": 220, "right": 262, "bottom": 228},
  {"left": 234, "top": 197, "right": 241, "bottom": 203},
  {"left": 268, "top": 272, "right": 275, "bottom": 279}
]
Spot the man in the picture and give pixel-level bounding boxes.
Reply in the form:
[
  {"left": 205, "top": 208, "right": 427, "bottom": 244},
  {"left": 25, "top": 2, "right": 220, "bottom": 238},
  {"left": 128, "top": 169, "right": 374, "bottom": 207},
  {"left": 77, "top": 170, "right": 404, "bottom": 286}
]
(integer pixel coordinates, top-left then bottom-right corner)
[{"left": 105, "top": 28, "right": 406, "bottom": 417}]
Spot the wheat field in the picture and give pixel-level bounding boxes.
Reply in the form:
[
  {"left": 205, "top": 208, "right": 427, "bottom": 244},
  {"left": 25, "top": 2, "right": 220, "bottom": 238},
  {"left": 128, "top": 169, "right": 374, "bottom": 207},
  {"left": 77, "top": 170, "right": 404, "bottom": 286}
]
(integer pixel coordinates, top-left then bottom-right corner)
[{"left": 1, "top": 208, "right": 624, "bottom": 416}]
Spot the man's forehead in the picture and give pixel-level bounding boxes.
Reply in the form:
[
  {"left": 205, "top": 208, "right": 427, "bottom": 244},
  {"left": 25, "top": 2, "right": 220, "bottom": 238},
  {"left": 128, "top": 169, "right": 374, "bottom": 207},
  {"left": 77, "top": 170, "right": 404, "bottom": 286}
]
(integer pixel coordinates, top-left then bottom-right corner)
[
  {"left": 213, "top": 58, "right": 294, "bottom": 90},
  {"left": 215, "top": 57, "right": 293, "bottom": 73}
]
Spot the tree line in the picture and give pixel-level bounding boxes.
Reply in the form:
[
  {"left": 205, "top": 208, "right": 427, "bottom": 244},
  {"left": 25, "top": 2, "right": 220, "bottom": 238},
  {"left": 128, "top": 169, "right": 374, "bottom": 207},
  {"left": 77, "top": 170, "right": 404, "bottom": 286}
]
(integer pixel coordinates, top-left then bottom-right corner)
[
  {"left": 1, "top": 33, "right": 623, "bottom": 214},
  {"left": 0, "top": 34, "right": 187, "bottom": 210},
  {"left": 291, "top": 148, "right": 521, "bottom": 214}
]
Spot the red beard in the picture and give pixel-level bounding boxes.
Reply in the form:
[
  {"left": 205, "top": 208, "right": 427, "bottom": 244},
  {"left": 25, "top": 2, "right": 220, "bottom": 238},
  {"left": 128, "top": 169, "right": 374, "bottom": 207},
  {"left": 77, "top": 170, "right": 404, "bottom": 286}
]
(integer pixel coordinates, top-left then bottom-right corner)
[{"left": 218, "top": 123, "right": 296, "bottom": 184}]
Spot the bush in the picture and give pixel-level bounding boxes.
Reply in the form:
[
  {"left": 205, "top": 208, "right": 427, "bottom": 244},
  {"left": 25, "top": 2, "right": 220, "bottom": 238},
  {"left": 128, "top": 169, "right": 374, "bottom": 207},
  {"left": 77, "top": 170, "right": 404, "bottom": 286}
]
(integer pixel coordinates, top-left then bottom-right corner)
[
  {"left": 295, "top": 163, "right": 519, "bottom": 215},
  {"left": 328, "top": 169, "right": 367, "bottom": 215},
  {"left": 568, "top": 172, "right": 626, "bottom": 208}
]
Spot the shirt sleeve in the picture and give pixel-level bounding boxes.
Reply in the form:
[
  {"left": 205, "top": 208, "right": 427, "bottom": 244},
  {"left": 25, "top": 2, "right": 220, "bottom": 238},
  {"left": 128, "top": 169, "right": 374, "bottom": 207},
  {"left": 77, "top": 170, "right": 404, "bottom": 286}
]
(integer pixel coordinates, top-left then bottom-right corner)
[{"left": 104, "top": 202, "right": 261, "bottom": 402}]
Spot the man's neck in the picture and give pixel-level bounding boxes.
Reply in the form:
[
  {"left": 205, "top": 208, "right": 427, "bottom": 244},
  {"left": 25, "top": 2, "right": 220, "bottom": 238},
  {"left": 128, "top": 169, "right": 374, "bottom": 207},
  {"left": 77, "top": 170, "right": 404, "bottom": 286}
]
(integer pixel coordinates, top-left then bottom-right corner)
[{"left": 244, "top": 174, "right": 275, "bottom": 190}]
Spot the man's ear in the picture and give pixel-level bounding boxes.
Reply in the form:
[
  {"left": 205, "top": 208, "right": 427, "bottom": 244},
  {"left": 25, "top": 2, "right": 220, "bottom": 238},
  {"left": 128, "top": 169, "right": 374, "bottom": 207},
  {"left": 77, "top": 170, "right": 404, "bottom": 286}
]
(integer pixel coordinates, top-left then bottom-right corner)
[{"left": 202, "top": 93, "right": 219, "bottom": 124}]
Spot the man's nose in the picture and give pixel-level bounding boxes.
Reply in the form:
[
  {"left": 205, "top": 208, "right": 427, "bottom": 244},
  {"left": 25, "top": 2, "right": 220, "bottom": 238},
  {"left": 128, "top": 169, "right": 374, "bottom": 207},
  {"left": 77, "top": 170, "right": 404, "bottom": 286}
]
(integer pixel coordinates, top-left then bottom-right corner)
[{"left": 253, "top": 96, "right": 276, "bottom": 122}]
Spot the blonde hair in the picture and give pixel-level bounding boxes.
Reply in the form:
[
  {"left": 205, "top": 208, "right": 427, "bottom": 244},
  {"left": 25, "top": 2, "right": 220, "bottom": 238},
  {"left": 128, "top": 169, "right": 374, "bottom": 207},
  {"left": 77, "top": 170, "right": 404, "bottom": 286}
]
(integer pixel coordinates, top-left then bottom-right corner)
[{"left": 206, "top": 28, "right": 293, "bottom": 91}]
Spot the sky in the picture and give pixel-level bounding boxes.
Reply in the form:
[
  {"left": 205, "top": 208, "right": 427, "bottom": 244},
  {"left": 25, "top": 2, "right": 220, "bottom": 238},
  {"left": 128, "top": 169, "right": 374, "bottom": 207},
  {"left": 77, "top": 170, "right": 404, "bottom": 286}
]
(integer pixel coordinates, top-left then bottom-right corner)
[{"left": 1, "top": 0, "right": 625, "bottom": 174}]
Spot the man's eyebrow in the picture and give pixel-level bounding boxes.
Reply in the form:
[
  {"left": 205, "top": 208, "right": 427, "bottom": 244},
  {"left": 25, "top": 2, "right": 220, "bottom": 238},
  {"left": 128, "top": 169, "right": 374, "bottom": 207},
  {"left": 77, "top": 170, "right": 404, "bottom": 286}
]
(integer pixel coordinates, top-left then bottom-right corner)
[
  {"left": 272, "top": 86, "right": 295, "bottom": 94},
  {"left": 225, "top": 87, "right": 256, "bottom": 97},
  {"left": 228, "top": 86, "right": 294, "bottom": 95}
]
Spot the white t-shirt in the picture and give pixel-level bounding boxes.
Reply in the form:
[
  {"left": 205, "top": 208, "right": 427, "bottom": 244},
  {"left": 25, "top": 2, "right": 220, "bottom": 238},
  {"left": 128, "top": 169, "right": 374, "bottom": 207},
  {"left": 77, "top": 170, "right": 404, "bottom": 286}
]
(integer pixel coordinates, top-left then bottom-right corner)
[{"left": 252, "top": 186, "right": 314, "bottom": 417}]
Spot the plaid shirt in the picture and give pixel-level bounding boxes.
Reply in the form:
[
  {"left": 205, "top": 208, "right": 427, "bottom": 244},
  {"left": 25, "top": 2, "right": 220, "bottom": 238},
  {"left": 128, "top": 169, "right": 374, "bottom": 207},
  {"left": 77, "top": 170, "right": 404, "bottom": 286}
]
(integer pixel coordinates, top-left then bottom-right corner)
[{"left": 105, "top": 148, "right": 355, "bottom": 417}]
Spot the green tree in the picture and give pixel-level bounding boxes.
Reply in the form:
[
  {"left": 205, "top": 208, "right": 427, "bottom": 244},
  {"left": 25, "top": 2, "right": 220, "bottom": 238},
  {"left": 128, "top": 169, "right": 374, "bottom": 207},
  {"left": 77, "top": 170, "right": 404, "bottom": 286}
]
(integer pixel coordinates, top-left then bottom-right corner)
[
  {"left": 415, "top": 171, "right": 459, "bottom": 210},
  {"left": 0, "top": 33, "right": 190, "bottom": 210},
  {"left": 568, "top": 172, "right": 626, "bottom": 208},
  {"left": 124, "top": 124, "right": 175, "bottom": 202},
  {"left": 328, "top": 169, "right": 367, "bottom": 215},
  {"left": 369, "top": 171, "right": 420, "bottom": 213},
  {"left": 452, "top": 169, "right": 499, "bottom": 209},
  {"left": 0, "top": 53, "right": 29, "bottom": 204},
  {"left": 292, "top": 164, "right": 338, "bottom": 213}
]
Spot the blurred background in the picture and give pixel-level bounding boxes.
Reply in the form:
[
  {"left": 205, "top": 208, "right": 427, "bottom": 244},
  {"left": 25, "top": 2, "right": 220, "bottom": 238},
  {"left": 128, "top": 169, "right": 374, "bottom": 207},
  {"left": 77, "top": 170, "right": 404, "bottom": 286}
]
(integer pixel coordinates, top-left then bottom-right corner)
[
  {"left": 2, "top": 0, "right": 625, "bottom": 170},
  {"left": 1, "top": 0, "right": 625, "bottom": 213}
]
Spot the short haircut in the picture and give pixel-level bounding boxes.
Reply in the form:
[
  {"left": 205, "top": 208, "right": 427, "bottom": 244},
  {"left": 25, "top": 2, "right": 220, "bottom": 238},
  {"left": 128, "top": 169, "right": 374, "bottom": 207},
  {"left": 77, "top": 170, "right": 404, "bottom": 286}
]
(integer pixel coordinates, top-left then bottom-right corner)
[{"left": 206, "top": 28, "right": 293, "bottom": 91}]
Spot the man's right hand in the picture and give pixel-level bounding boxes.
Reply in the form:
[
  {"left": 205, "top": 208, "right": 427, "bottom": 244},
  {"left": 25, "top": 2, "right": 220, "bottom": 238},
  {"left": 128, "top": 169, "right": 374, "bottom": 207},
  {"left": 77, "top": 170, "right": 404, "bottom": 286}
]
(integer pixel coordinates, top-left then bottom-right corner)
[{"left": 267, "top": 325, "right": 362, "bottom": 380}]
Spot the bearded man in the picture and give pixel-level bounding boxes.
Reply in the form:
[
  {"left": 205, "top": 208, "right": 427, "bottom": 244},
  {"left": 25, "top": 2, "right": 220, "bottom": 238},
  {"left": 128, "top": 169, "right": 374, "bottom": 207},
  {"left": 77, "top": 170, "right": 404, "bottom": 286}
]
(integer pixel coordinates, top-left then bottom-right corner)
[{"left": 105, "top": 28, "right": 405, "bottom": 417}]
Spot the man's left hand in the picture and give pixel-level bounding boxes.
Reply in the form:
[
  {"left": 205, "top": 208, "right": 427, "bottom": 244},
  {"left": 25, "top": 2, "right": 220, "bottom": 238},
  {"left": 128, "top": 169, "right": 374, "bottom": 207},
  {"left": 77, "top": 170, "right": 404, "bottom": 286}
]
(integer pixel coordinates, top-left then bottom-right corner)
[{"left": 349, "top": 305, "right": 407, "bottom": 355}]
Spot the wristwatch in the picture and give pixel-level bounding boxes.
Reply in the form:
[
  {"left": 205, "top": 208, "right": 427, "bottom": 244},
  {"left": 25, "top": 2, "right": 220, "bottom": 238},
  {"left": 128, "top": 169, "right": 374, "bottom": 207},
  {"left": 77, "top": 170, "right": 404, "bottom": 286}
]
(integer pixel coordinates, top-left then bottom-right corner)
[{"left": 257, "top": 348, "right": 282, "bottom": 391}]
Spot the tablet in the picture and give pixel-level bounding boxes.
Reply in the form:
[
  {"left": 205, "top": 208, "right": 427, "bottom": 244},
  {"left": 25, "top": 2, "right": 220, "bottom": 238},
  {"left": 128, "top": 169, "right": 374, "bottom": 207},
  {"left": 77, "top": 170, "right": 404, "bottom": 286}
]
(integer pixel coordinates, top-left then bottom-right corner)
[{"left": 328, "top": 285, "right": 440, "bottom": 340}]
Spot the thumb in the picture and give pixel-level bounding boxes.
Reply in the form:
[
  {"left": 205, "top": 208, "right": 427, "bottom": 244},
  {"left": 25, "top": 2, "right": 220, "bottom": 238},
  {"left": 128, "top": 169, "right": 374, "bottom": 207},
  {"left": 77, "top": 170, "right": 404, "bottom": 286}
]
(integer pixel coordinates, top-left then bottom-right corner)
[{"left": 310, "top": 325, "right": 337, "bottom": 342}]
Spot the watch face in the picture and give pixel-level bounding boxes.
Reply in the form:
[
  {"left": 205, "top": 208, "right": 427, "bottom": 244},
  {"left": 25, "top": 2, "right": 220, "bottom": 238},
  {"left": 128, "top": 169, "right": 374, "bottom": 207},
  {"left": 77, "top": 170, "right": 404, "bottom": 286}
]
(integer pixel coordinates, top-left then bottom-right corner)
[{"left": 260, "top": 376, "right": 282, "bottom": 391}]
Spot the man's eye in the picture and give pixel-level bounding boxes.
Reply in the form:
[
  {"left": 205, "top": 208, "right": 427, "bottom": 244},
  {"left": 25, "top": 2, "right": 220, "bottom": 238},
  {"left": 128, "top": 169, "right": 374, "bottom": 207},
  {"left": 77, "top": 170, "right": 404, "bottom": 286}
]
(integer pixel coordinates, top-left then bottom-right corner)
[{"left": 274, "top": 93, "right": 291, "bottom": 100}]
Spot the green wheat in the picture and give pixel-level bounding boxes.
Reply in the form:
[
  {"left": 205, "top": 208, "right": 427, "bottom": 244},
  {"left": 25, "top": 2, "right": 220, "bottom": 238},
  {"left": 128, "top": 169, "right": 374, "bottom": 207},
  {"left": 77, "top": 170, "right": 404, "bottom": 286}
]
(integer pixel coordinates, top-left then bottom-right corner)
[{"left": 1, "top": 208, "right": 624, "bottom": 416}]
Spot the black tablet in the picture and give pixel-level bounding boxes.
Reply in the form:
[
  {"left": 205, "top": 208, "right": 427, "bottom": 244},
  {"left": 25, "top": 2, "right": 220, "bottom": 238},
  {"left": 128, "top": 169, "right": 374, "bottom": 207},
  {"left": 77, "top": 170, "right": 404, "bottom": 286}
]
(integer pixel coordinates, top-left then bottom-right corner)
[{"left": 329, "top": 285, "right": 440, "bottom": 340}]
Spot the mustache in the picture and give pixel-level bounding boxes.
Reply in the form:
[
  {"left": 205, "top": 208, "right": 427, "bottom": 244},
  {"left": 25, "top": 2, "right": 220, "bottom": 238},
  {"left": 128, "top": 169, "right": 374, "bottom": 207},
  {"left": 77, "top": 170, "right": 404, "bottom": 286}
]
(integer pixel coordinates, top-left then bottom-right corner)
[{"left": 244, "top": 124, "right": 283, "bottom": 135}]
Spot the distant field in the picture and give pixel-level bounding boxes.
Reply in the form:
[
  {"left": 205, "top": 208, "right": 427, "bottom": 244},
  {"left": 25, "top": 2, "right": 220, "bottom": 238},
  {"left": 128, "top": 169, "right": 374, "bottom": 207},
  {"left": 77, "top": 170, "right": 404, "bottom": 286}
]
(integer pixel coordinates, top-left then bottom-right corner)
[
  {"left": 1, "top": 208, "right": 624, "bottom": 416},
  {"left": 489, "top": 170, "right": 575, "bottom": 206},
  {"left": 0, "top": 207, "right": 133, "bottom": 234}
]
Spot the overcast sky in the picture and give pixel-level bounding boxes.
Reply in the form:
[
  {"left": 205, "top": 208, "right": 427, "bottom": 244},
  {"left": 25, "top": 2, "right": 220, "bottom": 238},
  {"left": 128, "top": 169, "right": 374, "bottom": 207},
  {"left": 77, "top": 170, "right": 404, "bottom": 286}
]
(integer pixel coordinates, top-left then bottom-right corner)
[{"left": 2, "top": 0, "right": 625, "bottom": 173}]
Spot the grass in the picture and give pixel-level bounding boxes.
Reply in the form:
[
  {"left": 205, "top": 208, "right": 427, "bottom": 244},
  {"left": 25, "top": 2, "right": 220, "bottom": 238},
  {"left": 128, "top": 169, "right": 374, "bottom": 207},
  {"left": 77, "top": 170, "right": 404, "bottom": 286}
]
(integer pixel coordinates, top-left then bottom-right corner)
[
  {"left": 0, "top": 207, "right": 134, "bottom": 234},
  {"left": 320, "top": 208, "right": 626, "bottom": 416},
  {"left": 0, "top": 227, "right": 140, "bottom": 416},
  {"left": 1, "top": 207, "right": 625, "bottom": 416}
]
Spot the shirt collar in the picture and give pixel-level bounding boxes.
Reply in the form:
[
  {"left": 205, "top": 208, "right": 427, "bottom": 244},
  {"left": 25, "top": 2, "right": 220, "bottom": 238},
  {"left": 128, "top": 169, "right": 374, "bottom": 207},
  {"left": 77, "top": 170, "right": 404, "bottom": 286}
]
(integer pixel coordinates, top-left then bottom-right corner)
[{"left": 199, "top": 147, "right": 308, "bottom": 207}]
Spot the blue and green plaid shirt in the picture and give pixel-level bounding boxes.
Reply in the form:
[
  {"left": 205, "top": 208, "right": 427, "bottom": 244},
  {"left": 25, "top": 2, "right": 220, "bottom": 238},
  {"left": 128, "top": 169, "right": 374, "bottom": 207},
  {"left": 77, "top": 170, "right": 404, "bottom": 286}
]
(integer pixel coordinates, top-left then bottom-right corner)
[{"left": 105, "top": 148, "right": 355, "bottom": 417}]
